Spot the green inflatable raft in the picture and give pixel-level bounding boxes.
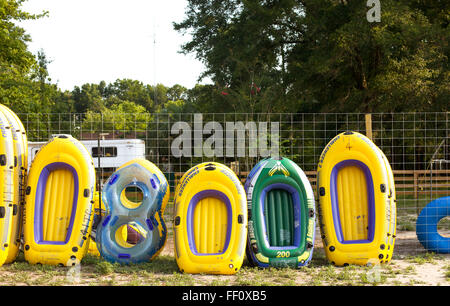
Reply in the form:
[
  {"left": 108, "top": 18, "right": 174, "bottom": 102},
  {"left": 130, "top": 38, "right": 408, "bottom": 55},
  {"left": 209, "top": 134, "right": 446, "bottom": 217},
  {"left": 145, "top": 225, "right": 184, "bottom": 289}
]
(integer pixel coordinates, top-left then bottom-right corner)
[{"left": 244, "top": 157, "right": 316, "bottom": 268}]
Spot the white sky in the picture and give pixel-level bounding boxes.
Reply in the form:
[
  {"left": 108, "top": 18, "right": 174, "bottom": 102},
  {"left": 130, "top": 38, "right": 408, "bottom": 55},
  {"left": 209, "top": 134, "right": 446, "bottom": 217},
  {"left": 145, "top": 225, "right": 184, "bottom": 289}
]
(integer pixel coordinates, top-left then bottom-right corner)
[{"left": 19, "top": 0, "right": 210, "bottom": 91}]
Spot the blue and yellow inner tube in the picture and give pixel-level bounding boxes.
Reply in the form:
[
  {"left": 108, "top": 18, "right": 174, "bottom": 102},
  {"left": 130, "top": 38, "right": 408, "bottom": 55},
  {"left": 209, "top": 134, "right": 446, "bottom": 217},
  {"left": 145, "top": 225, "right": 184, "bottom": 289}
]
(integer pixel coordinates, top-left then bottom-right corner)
[
  {"left": 24, "top": 135, "right": 96, "bottom": 266},
  {"left": 317, "top": 131, "right": 396, "bottom": 266},
  {"left": 173, "top": 162, "right": 247, "bottom": 275},
  {"left": 245, "top": 157, "right": 316, "bottom": 268},
  {"left": 96, "top": 158, "right": 169, "bottom": 264}
]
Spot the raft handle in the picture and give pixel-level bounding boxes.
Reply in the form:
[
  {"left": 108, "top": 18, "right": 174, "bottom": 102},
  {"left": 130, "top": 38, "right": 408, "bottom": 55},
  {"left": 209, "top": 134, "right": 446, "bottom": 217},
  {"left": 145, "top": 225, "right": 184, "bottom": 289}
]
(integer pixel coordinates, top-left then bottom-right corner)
[
  {"left": 102, "top": 215, "right": 111, "bottom": 227},
  {"left": 204, "top": 163, "right": 216, "bottom": 171},
  {"left": 146, "top": 218, "right": 154, "bottom": 231},
  {"left": 319, "top": 187, "right": 326, "bottom": 197},
  {"left": 0, "top": 155, "right": 6, "bottom": 166},
  {"left": 175, "top": 216, "right": 181, "bottom": 226},
  {"left": 238, "top": 214, "right": 244, "bottom": 224}
]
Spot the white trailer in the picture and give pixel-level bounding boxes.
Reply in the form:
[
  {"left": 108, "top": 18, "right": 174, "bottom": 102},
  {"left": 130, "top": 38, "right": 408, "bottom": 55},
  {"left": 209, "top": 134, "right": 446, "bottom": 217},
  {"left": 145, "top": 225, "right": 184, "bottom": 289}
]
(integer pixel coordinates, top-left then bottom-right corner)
[{"left": 28, "top": 138, "right": 146, "bottom": 170}]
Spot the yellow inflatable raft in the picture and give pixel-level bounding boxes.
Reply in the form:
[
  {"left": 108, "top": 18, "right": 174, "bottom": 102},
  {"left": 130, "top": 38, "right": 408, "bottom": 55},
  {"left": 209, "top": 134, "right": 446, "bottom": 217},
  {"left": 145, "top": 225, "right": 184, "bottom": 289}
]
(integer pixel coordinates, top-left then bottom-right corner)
[
  {"left": 24, "top": 135, "right": 96, "bottom": 266},
  {"left": 317, "top": 131, "right": 396, "bottom": 266},
  {"left": 87, "top": 192, "right": 102, "bottom": 257},
  {"left": 173, "top": 162, "right": 247, "bottom": 274},
  {"left": 0, "top": 110, "right": 15, "bottom": 266},
  {"left": 0, "top": 104, "right": 28, "bottom": 264}
]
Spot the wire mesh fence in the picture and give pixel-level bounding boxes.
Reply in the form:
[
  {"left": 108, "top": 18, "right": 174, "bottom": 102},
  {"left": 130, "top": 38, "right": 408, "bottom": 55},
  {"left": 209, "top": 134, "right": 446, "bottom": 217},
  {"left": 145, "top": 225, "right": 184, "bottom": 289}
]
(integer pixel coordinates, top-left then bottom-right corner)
[{"left": 19, "top": 112, "right": 450, "bottom": 255}]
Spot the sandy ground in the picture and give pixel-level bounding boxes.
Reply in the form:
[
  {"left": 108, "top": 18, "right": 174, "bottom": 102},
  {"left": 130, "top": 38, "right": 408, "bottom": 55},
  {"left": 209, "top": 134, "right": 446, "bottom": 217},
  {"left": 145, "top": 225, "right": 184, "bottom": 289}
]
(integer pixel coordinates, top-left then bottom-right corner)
[
  {"left": 0, "top": 229, "right": 447, "bottom": 286},
  {"left": 157, "top": 229, "right": 449, "bottom": 286}
]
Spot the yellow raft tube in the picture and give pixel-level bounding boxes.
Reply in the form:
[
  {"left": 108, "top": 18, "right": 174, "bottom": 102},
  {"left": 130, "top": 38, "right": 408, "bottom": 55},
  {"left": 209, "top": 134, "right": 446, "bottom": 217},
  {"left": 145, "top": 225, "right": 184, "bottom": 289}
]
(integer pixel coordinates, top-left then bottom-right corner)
[
  {"left": 0, "top": 104, "right": 28, "bottom": 265},
  {"left": 173, "top": 162, "right": 247, "bottom": 274},
  {"left": 24, "top": 135, "right": 96, "bottom": 266},
  {"left": 317, "top": 131, "right": 396, "bottom": 266},
  {"left": 0, "top": 110, "right": 15, "bottom": 266}
]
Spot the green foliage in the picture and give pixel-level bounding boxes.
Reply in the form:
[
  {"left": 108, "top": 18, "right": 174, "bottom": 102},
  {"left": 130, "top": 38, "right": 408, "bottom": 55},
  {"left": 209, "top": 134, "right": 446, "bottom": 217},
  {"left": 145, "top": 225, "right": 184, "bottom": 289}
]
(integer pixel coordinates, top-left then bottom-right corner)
[
  {"left": 0, "top": 0, "right": 49, "bottom": 112},
  {"left": 104, "top": 79, "right": 154, "bottom": 111},
  {"left": 82, "top": 101, "right": 151, "bottom": 135},
  {"left": 175, "top": 0, "right": 449, "bottom": 113},
  {"left": 0, "top": 0, "right": 448, "bottom": 119},
  {"left": 290, "top": 0, "right": 449, "bottom": 112},
  {"left": 95, "top": 261, "right": 114, "bottom": 275}
]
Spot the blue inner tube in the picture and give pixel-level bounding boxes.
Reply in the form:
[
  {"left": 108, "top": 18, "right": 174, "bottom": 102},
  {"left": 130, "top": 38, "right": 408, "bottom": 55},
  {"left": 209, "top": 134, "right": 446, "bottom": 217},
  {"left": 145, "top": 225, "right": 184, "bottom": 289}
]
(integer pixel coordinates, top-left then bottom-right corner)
[
  {"left": 97, "top": 162, "right": 168, "bottom": 264},
  {"left": 416, "top": 196, "right": 450, "bottom": 254}
]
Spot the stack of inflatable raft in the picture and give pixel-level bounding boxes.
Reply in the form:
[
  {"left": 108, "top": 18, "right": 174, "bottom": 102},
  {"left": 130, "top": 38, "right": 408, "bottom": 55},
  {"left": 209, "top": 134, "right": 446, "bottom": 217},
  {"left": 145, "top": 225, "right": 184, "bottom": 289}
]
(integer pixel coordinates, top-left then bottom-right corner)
[
  {"left": 0, "top": 104, "right": 28, "bottom": 267},
  {"left": 0, "top": 109, "right": 400, "bottom": 273},
  {"left": 170, "top": 132, "right": 398, "bottom": 273}
]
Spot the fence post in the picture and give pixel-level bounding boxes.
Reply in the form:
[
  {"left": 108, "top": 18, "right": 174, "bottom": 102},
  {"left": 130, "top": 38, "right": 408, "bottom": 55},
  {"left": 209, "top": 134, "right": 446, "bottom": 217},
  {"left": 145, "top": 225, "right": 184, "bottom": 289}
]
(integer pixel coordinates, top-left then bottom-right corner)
[
  {"left": 365, "top": 114, "right": 373, "bottom": 140},
  {"left": 413, "top": 171, "right": 418, "bottom": 199},
  {"left": 231, "top": 161, "right": 240, "bottom": 180}
]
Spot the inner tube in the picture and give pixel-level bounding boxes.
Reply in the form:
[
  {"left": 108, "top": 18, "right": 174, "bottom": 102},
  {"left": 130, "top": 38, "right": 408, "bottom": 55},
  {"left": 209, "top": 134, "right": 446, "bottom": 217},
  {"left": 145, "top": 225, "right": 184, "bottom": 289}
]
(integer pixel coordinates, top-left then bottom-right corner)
[
  {"left": 173, "top": 162, "right": 247, "bottom": 274},
  {"left": 0, "top": 104, "right": 28, "bottom": 264},
  {"left": 245, "top": 157, "right": 316, "bottom": 268},
  {"left": 96, "top": 158, "right": 169, "bottom": 264},
  {"left": 416, "top": 197, "right": 450, "bottom": 254},
  {"left": 317, "top": 131, "right": 396, "bottom": 266},
  {"left": 24, "top": 135, "right": 96, "bottom": 266},
  {"left": 88, "top": 191, "right": 142, "bottom": 257},
  {"left": 0, "top": 110, "right": 14, "bottom": 267}
]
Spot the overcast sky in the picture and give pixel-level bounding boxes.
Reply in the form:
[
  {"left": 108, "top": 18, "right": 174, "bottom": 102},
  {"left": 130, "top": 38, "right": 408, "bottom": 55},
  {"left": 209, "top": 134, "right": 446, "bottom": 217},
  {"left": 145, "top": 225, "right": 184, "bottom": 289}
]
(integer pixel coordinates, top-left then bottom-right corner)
[{"left": 20, "top": 0, "right": 209, "bottom": 91}]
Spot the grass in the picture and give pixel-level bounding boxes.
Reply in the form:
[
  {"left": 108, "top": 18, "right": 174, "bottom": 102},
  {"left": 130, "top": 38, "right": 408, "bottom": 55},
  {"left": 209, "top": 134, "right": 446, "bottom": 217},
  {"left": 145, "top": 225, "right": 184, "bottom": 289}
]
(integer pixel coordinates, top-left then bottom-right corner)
[
  {"left": 395, "top": 195, "right": 433, "bottom": 231},
  {"left": 1, "top": 212, "right": 449, "bottom": 287},
  {"left": 0, "top": 249, "right": 448, "bottom": 286},
  {"left": 445, "top": 265, "right": 450, "bottom": 281},
  {"left": 405, "top": 252, "right": 446, "bottom": 265}
]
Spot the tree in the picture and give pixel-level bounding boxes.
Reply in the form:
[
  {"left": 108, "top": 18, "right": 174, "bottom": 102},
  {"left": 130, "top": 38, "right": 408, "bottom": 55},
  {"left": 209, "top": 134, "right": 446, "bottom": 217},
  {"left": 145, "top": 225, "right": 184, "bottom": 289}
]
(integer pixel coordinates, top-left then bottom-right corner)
[
  {"left": 72, "top": 83, "right": 105, "bottom": 113},
  {"left": 82, "top": 100, "right": 150, "bottom": 135},
  {"left": 167, "top": 84, "right": 188, "bottom": 102},
  {"left": 288, "top": 0, "right": 449, "bottom": 113},
  {"left": 0, "top": 0, "right": 48, "bottom": 113},
  {"left": 104, "top": 79, "right": 154, "bottom": 111},
  {"left": 174, "top": 0, "right": 300, "bottom": 113},
  {"left": 175, "top": 0, "right": 449, "bottom": 113}
]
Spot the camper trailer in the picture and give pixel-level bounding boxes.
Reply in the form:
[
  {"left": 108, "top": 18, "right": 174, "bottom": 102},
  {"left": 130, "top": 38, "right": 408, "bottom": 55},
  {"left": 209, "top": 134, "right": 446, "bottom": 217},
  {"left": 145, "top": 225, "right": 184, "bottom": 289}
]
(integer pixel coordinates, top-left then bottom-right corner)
[{"left": 28, "top": 138, "right": 146, "bottom": 170}]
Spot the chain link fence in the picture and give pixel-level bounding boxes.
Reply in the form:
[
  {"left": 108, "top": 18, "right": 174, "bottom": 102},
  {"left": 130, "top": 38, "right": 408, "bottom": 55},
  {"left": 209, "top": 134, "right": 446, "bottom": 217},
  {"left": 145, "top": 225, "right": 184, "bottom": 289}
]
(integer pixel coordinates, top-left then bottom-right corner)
[{"left": 20, "top": 112, "right": 450, "bottom": 254}]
